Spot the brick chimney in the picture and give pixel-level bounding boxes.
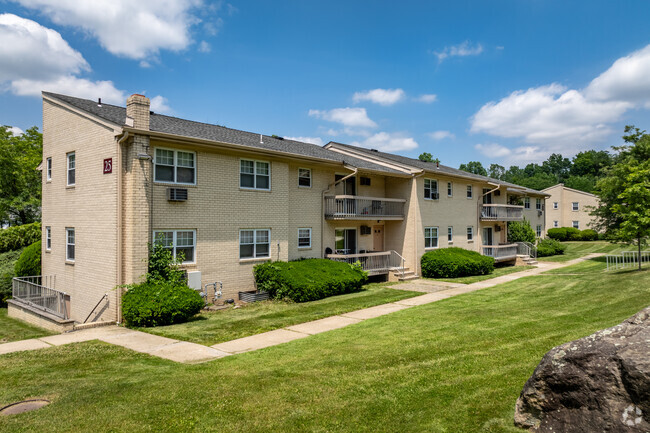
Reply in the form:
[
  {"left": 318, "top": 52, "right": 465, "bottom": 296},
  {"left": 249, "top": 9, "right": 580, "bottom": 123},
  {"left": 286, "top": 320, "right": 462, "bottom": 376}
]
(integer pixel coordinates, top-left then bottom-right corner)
[{"left": 126, "top": 94, "right": 150, "bottom": 130}]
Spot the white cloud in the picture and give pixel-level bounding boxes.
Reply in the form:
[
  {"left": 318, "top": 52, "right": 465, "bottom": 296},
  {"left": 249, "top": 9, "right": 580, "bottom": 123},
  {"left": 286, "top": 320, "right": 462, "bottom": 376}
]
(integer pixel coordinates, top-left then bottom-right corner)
[
  {"left": 428, "top": 130, "right": 455, "bottom": 140},
  {"left": 351, "top": 132, "right": 418, "bottom": 152},
  {"left": 11, "top": 76, "right": 126, "bottom": 104},
  {"left": 309, "top": 107, "right": 377, "bottom": 128},
  {"left": 415, "top": 94, "right": 437, "bottom": 103},
  {"left": 12, "top": 0, "right": 203, "bottom": 60},
  {"left": 474, "top": 143, "right": 511, "bottom": 158},
  {"left": 8, "top": 126, "right": 24, "bottom": 136},
  {"left": 284, "top": 136, "right": 324, "bottom": 146},
  {"left": 434, "top": 41, "right": 483, "bottom": 62},
  {"left": 352, "top": 88, "right": 405, "bottom": 106},
  {"left": 150, "top": 95, "right": 172, "bottom": 114},
  {"left": 198, "top": 40, "right": 211, "bottom": 53}
]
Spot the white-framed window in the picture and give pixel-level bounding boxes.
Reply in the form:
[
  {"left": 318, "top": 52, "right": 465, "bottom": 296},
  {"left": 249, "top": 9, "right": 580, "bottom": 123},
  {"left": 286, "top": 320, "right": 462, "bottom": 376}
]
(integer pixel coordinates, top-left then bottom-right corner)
[
  {"left": 67, "top": 152, "right": 75, "bottom": 186},
  {"left": 466, "top": 185, "right": 473, "bottom": 199},
  {"left": 553, "top": 202, "right": 558, "bottom": 209},
  {"left": 536, "top": 225, "right": 542, "bottom": 237},
  {"left": 240, "top": 229, "right": 270, "bottom": 259},
  {"left": 572, "top": 202, "right": 579, "bottom": 211},
  {"left": 572, "top": 221, "right": 579, "bottom": 229},
  {"left": 153, "top": 230, "right": 196, "bottom": 263},
  {"left": 424, "top": 178, "right": 439, "bottom": 200},
  {"left": 553, "top": 220, "right": 559, "bottom": 228},
  {"left": 298, "top": 168, "right": 311, "bottom": 188},
  {"left": 46, "top": 226, "right": 51, "bottom": 251},
  {"left": 447, "top": 226, "right": 453, "bottom": 243},
  {"left": 46, "top": 157, "right": 52, "bottom": 182},
  {"left": 536, "top": 198, "right": 542, "bottom": 210},
  {"left": 524, "top": 197, "right": 530, "bottom": 209},
  {"left": 154, "top": 148, "right": 196, "bottom": 185},
  {"left": 447, "top": 181, "right": 453, "bottom": 197},
  {"left": 240, "top": 159, "right": 270, "bottom": 190},
  {"left": 66, "top": 227, "right": 75, "bottom": 261},
  {"left": 424, "top": 227, "right": 439, "bottom": 249},
  {"left": 467, "top": 226, "right": 474, "bottom": 241},
  {"left": 298, "top": 228, "right": 311, "bottom": 248}
]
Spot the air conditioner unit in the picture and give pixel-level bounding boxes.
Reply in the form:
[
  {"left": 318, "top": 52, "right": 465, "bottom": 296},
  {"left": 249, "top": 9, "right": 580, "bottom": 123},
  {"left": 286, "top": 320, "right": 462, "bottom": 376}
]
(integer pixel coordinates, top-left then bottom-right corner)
[
  {"left": 167, "top": 188, "right": 188, "bottom": 201},
  {"left": 494, "top": 190, "right": 501, "bottom": 196}
]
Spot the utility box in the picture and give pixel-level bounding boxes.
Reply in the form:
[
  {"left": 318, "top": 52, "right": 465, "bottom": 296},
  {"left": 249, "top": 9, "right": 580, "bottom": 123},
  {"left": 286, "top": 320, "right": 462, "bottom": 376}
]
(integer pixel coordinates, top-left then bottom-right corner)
[{"left": 187, "top": 271, "right": 202, "bottom": 291}]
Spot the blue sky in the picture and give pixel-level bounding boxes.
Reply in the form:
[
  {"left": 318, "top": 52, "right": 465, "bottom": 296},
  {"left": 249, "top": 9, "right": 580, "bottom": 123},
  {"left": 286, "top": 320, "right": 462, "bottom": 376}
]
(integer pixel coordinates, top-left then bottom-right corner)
[{"left": 1, "top": 1, "right": 650, "bottom": 168}]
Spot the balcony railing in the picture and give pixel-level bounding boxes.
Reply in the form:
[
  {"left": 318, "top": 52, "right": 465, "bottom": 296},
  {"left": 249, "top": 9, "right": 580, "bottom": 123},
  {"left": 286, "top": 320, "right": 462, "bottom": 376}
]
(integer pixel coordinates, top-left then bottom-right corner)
[
  {"left": 327, "top": 250, "right": 406, "bottom": 276},
  {"left": 324, "top": 195, "right": 406, "bottom": 220},
  {"left": 482, "top": 244, "right": 519, "bottom": 262},
  {"left": 480, "top": 204, "right": 524, "bottom": 221},
  {"left": 12, "top": 275, "right": 70, "bottom": 319}
]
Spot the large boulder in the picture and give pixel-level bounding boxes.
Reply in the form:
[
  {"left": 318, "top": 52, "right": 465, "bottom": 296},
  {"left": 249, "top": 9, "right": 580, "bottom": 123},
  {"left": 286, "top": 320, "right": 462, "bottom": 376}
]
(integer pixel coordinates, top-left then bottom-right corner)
[{"left": 514, "top": 307, "right": 650, "bottom": 432}]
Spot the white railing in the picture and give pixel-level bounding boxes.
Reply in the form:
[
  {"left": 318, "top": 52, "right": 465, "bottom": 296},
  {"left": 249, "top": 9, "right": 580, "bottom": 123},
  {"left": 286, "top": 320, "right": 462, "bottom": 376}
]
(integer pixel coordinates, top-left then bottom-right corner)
[
  {"left": 516, "top": 241, "right": 537, "bottom": 258},
  {"left": 12, "top": 275, "right": 70, "bottom": 319},
  {"left": 482, "top": 244, "right": 519, "bottom": 261},
  {"left": 324, "top": 196, "right": 406, "bottom": 220},
  {"left": 606, "top": 251, "right": 650, "bottom": 271},
  {"left": 480, "top": 204, "right": 524, "bottom": 221},
  {"left": 327, "top": 250, "right": 406, "bottom": 276}
]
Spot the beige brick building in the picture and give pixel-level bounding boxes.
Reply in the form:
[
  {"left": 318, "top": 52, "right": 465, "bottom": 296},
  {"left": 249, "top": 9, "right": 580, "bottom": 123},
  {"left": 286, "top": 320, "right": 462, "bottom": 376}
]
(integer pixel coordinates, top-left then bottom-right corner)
[
  {"left": 542, "top": 184, "right": 600, "bottom": 233},
  {"left": 10, "top": 92, "right": 549, "bottom": 329}
]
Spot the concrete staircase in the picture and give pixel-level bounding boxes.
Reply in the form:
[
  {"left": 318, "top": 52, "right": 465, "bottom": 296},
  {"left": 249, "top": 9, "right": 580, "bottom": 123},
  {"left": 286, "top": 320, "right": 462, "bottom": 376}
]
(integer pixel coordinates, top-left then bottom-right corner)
[
  {"left": 518, "top": 255, "right": 538, "bottom": 266},
  {"left": 394, "top": 267, "right": 419, "bottom": 282}
]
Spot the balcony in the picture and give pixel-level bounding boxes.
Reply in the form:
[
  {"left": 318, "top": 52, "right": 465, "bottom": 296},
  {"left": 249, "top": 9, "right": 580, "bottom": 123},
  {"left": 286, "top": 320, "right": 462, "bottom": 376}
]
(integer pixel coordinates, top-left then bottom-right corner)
[
  {"left": 12, "top": 275, "right": 70, "bottom": 319},
  {"left": 327, "top": 250, "right": 406, "bottom": 276},
  {"left": 482, "top": 244, "right": 519, "bottom": 262},
  {"left": 480, "top": 204, "right": 524, "bottom": 221},
  {"left": 324, "top": 195, "right": 406, "bottom": 220}
]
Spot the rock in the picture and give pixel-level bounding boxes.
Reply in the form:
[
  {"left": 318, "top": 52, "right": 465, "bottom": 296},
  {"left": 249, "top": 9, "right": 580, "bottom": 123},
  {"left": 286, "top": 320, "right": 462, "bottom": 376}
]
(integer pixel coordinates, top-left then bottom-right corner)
[{"left": 514, "top": 307, "right": 650, "bottom": 432}]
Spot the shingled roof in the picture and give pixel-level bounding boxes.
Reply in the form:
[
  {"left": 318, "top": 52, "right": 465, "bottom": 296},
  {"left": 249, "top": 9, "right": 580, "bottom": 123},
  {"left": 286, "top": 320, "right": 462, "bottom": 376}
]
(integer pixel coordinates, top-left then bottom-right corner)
[{"left": 42, "top": 92, "right": 404, "bottom": 175}]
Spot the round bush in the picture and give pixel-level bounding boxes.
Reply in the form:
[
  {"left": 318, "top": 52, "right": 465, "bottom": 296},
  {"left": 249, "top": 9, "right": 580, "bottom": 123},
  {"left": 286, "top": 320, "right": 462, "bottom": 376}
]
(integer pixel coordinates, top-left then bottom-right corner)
[
  {"left": 421, "top": 247, "right": 494, "bottom": 278},
  {"left": 547, "top": 228, "right": 567, "bottom": 241},
  {"left": 580, "top": 229, "right": 599, "bottom": 241},
  {"left": 536, "top": 238, "right": 567, "bottom": 257},
  {"left": 122, "top": 281, "right": 204, "bottom": 327},
  {"left": 14, "top": 240, "right": 41, "bottom": 277}
]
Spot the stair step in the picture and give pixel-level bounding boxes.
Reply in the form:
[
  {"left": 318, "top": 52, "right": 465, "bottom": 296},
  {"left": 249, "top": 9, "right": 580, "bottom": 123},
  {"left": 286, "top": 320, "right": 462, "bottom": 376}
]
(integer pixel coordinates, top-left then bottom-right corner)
[
  {"left": 395, "top": 270, "right": 416, "bottom": 277},
  {"left": 398, "top": 274, "right": 420, "bottom": 281}
]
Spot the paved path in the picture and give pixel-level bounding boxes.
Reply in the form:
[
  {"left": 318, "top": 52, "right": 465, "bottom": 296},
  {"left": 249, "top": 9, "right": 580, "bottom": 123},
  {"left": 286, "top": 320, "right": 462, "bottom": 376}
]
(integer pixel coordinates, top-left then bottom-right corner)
[{"left": 0, "top": 254, "right": 603, "bottom": 364}]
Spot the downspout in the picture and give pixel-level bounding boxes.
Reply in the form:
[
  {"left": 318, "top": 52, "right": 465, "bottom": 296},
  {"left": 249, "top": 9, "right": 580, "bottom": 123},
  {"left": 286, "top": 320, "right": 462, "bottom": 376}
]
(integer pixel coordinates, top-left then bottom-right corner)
[
  {"left": 115, "top": 130, "right": 129, "bottom": 323},
  {"left": 321, "top": 167, "right": 358, "bottom": 258},
  {"left": 478, "top": 182, "right": 501, "bottom": 252},
  {"left": 412, "top": 170, "right": 425, "bottom": 275}
]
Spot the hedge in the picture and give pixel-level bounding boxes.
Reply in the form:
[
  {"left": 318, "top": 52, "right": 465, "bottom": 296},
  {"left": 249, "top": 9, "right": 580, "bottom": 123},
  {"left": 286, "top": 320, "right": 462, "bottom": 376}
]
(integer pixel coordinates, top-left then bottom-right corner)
[
  {"left": 547, "top": 227, "right": 598, "bottom": 241},
  {"left": 0, "top": 222, "right": 41, "bottom": 253},
  {"left": 14, "top": 240, "right": 41, "bottom": 277},
  {"left": 122, "top": 281, "right": 204, "bottom": 327},
  {"left": 421, "top": 247, "right": 494, "bottom": 278},
  {"left": 536, "top": 238, "right": 567, "bottom": 257},
  {"left": 253, "top": 259, "right": 368, "bottom": 302},
  {"left": 0, "top": 249, "right": 22, "bottom": 307}
]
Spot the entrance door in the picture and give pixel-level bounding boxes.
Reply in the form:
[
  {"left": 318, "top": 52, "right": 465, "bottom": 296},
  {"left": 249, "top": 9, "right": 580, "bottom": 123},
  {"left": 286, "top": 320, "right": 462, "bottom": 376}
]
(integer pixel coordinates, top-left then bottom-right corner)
[
  {"left": 335, "top": 229, "right": 357, "bottom": 254},
  {"left": 373, "top": 226, "right": 384, "bottom": 251}
]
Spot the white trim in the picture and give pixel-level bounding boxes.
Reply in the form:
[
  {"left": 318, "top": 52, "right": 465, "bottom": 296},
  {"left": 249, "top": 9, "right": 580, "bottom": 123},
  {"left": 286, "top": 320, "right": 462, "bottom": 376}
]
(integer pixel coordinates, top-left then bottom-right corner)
[
  {"left": 46, "top": 157, "right": 52, "bottom": 182},
  {"left": 467, "top": 226, "right": 474, "bottom": 241},
  {"left": 524, "top": 197, "right": 531, "bottom": 209},
  {"left": 298, "top": 227, "right": 312, "bottom": 248},
  {"left": 239, "top": 228, "right": 271, "bottom": 259},
  {"left": 536, "top": 225, "right": 542, "bottom": 237},
  {"left": 66, "top": 152, "right": 75, "bottom": 186},
  {"left": 553, "top": 220, "right": 559, "bottom": 228},
  {"left": 447, "top": 181, "right": 453, "bottom": 197},
  {"left": 553, "top": 202, "right": 558, "bottom": 209},
  {"left": 424, "top": 178, "right": 439, "bottom": 200},
  {"left": 152, "top": 229, "right": 197, "bottom": 264},
  {"left": 240, "top": 158, "right": 271, "bottom": 191},
  {"left": 447, "top": 226, "right": 453, "bottom": 243},
  {"left": 424, "top": 226, "right": 439, "bottom": 249},
  {"left": 572, "top": 202, "right": 579, "bottom": 211},
  {"left": 466, "top": 184, "right": 473, "bottom": 199},
  {"left": 298, "top": 167, "right": 312, "bottom": 188},
  {"left": 45, "top": 226, "right": 51, "bottom": 251},
  {"left": 572, "top": 221, "right": 580, "bottom": 229},
  {"left": 65, "top": 227, "right": 75, "bottom": 262},
  {"left": 153, "top": 147, "right": 197, "bottom": 186}
]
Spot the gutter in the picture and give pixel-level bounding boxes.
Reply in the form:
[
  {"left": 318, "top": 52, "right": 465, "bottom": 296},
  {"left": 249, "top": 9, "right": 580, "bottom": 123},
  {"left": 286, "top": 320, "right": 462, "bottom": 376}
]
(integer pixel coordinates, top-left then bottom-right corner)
[
  {"left": 321, "top": 167, "right": 358, "bottom": 258},
  {"left": 412, "top": 170, "right": 426, "bottom": 275},
  {"left": 115, "top": 130, "right": 129, "bottom": 323}
]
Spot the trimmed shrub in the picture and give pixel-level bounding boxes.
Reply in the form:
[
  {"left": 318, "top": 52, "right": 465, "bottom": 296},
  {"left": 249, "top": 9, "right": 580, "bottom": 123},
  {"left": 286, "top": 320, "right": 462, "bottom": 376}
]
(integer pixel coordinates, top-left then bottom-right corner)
[
  {"left": 0, "top": 222, "right": 41, "bottom": 253},
  {"left": 580, "top": 229, "right": 599, "bottom": 241},
  {"left": 508, "top": 219, "right": 536, "bottom": 243},
  {"left": 14, "top": 240, "right": 41, "bottom": 277},
  {"left": 122, "top": 281, "right": 204, "bottom": 327},
  {"left": 253, "top": 259, "right": 368, "bottom": 302},
  {"left": 547, "top": 227, "right": 582, "bottom": 241},
  {"left": 536, "top": 238, "right": 567, "bottom": 257},
  {"left": 421, "top": 247, "right": 494, "bottom": 279}
]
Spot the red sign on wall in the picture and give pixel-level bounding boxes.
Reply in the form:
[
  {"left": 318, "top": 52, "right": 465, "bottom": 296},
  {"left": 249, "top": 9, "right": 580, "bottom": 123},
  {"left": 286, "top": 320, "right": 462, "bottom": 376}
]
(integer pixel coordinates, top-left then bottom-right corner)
[{"left": 103, "top": 158, "right": 112, "bottom": 174}]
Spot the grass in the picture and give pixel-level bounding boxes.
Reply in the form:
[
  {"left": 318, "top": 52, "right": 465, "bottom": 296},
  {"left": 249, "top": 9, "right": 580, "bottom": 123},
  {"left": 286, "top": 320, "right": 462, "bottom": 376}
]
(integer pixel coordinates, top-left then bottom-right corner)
[
  {"left": 1, "top": 261, "right": 648, "bottom": 432},
  {"left": 537, "top": 241, "right": 630, "bottom": 262},
  {"left": 0, "top": 308, "right": 53, "bottom": 344},
  {"left": 139, "top": 283, "right": 420, "bottom": 345},
  {"left": 427, "top": 264, "right": 535, "bottom": 284}
]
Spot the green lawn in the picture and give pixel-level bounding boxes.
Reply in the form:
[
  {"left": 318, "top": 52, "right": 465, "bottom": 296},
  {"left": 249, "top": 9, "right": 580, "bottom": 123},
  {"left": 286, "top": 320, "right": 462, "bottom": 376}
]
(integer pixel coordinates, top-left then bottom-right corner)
[
  {"left": 427, "top": 264, "right": 535, "bottom": 284},
  {"left": 0, "top": 308, "right": 53, "bottom": 343},
  {"left": 537, "top": 241, "right": 630, "bottom": 262},
  {"left": 1, "top": 262, "right": 648, "bottom": 432},
  {"left": 139, "top": 283, "right": 420, "bottom": 345}
]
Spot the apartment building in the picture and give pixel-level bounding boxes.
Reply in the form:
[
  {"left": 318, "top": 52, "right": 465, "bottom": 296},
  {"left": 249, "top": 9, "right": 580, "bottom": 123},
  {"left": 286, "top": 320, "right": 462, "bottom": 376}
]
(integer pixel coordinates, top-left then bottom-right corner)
[
  {"left": 8, "top": 92, "right": 548, "bottom": 330},
  {"left": 542, "top": 184, "right": 599, "bottom": 233}
]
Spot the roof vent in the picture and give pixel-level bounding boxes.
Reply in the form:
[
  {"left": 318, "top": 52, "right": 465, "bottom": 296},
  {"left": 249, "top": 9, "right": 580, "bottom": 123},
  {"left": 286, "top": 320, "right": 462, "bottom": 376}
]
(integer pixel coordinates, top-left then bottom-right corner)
[
  {"left": 370, "top": 149, "right": 378, "bottom": 152},
  {"left": 97, "top": 98, "right": 102, "bottom": 107}
]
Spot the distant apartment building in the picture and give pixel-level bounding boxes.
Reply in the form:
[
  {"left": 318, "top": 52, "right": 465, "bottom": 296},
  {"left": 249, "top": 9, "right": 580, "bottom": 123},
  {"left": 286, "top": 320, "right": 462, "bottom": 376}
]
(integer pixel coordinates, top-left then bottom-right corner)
[
  {"left": 542, "top": 184, "right": 599, "bottom": 233},
  {"left": 8, "top": 92, "right": 548, "bottom": 330}
]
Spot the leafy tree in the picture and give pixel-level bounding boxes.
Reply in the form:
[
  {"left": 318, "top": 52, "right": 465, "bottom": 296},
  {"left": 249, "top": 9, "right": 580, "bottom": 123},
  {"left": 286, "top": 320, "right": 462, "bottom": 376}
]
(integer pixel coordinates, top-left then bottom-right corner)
[
  {"left": 571, "top": 150, "right": 612, "bottom": 177},
  {"left": 419, "top": 152, "right": 439, "bottom": 164},
  {"left": 459, "top": 161, "right": 487, "bottom": 176},
  {"left": 541, "top": 153, "right": 571, "bottom": 181},
  {"left": 488, "top": 164, "right": 505, "bottom": 180},
  {"left": 0, "top": 126, "right": 42, "bottom": 226},
  {"left": 592, "top": 125, "right": 650, "bottom": 270},
  {"left": 564, "top": 175, "right": 596, "bottom": 193},
  {"left": 507, "top": 218, "right": 537, "bottom": 243}
]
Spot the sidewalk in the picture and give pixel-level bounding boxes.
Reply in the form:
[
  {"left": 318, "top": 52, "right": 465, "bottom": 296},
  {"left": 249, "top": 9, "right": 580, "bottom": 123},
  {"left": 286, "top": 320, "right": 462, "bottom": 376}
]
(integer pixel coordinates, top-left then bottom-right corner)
[{"left": 0, "top": 254, "right": 602, "bottom": 364}]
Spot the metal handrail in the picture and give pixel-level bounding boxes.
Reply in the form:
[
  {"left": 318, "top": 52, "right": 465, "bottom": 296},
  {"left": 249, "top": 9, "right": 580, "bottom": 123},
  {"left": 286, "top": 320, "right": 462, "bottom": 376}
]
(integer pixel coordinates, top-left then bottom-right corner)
[
  {"left": 324, "top": 196, "right": 406, "bottom": 219},
  {"left": 516, "top": 241, "right": 537, "bottom": 258},
  {"left": 391, "top": 250, "right": 407, "bottom": 280},
  {"left": 482, "top": 244, "right": 519, "bottom": 261},
  {"left": 480, "top": 204, "right": 524, "bottom": 221},
  {"left": 83, "top": 293, "right": 108, "bottom": 323},
  {"left": 606, "top": 251, "right": 650, "bottom": 271},
  {"left": 12, "top": 275, "right": 69, "bottom": 319},
  {"left": 327, "top": 250, "right": 406, "bottom": 276}
]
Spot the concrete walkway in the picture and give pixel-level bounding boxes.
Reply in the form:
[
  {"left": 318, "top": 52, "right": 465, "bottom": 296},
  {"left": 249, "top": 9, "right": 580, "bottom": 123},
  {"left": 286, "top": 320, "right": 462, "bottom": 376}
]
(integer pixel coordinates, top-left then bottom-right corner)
[{"left": 0, "top": 254, "right": 603, "bottom": 364}]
